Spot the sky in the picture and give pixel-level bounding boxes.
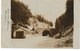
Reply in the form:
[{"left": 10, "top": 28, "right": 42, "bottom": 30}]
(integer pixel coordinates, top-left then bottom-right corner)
[{"left": 19, "top": 0, "right": 67, "bottom": 27}]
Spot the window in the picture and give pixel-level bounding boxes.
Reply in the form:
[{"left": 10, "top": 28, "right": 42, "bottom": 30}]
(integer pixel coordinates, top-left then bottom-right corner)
[{"left": 16, "top": 31, "right": 25, "bottom": 38}]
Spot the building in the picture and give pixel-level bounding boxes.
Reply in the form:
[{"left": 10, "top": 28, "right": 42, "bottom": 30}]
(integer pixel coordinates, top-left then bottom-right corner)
[{"left": 12, "top": 26, "right": 36, "bottom": 38}]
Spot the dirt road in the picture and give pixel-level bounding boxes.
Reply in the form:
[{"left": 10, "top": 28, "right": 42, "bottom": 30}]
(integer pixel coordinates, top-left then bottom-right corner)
[{"left": 11, "top": 34, "right": 72, "bottom": 48}]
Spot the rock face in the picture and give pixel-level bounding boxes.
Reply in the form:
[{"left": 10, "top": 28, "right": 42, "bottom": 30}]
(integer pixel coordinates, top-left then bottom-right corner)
[
  {"left": 39, "top": 25, "right": 73, "bottom": 48},
  {"left": 55, "top": 0, "right": 73, "bottom": 36},
  {"left": 54, "top": 26, "right": 73, "bottom": 48}
]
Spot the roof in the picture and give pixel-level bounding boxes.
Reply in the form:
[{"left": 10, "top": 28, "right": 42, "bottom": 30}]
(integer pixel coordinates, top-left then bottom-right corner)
[{"left": 12, "top": 26, "right": 30, "bottom": 32}]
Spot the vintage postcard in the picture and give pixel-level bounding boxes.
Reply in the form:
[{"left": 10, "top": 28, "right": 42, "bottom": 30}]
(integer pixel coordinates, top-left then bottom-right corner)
[{"left": 1, "top": 0, "right": 80, "bottom": 48}]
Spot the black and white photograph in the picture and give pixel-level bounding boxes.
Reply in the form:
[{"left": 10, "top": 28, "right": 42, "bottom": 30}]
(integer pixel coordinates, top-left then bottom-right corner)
[{"left": 1, "top": 0, "right": 75, "bottom": 48}]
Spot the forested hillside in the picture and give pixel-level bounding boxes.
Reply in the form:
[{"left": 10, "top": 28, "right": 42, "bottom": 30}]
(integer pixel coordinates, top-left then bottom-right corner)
[{"left": 11, "top": 0, "right": 53, "bottom": 27}]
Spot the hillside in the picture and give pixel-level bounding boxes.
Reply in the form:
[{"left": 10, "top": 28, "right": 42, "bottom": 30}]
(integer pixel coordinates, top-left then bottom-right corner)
[{"left": 9, "top": 25, "right": 73, "bottom": 48}]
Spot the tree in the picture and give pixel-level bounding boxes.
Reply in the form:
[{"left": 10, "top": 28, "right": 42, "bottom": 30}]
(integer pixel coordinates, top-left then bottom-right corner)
[
  {"left": 36, "top": 15, "right": 53, "bottom": 27},
  {"left": 55, "top": 0, "right": 73, "bottom": 37},
  {"left": 55, "top": 0, "right": 73, "bottom": 29},
  {"left": 11, "top": 0, "right": 32, "bottom": 24}
]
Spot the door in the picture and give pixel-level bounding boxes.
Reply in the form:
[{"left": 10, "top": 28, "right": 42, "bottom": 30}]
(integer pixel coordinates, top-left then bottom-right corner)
[{"left": 16, "top": 31, "right": 25, "bottom": 38}]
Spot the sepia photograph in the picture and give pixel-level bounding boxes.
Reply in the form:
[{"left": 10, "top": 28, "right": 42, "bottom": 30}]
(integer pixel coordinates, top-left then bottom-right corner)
[{"left": 1, "top": 0, "right": 74, "bottom": 48}]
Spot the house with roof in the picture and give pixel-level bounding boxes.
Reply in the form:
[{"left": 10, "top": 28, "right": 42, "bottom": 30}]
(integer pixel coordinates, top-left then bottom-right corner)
[{"left": 12, "top": 25, "right": 36, "bottom": 38}]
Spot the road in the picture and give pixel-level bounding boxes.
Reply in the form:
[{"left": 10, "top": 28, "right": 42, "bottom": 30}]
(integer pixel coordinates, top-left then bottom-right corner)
[
  {"left": 10, "top": 34, "right": 72, "bottom": 48},
  {"left": 11, "top": 34, "right": 55, "bottom": 48}
]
